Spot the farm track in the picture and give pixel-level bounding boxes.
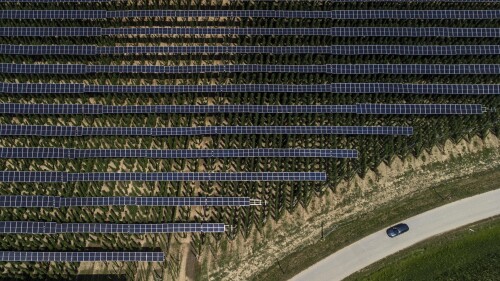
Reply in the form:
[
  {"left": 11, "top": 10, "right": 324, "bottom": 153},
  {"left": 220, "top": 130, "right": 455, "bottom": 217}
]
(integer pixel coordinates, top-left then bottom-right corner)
[{"left": 0, "top": 0, "right": 499, "bottom": 280}]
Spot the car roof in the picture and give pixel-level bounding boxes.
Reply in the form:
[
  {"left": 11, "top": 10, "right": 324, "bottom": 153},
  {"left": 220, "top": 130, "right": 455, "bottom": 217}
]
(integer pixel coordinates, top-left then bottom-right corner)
[{"left": 394, "top": 223, "right": 409, "bottom": 229}]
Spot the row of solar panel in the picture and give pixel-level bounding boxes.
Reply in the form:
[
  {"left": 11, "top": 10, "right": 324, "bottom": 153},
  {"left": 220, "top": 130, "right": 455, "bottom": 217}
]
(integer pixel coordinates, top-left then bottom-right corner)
[
  {"left": 3, "top": 45, "right": 500, "bottom": 56},
  {"left": 2, "top": 10, "right": 500, "bottom": 20},
  {"left": 0, "top": 0, "right": 496, "bottom": 2},
  {"left": 0, "top": 195, "right": 256, "bottom": 207},
  {"left": 1, "top": 82, "right": 499, "bottom": 94},
  {"left": 0, "top": 125, "right": 414, "bottom": 136},
  {"left": 0, "top": 103, "right": 485, "bottom": 115},
  {"left": 0, "top": 171, "right": 327, "bottom": 182},
  {"left": 2, "top": 27, "right": 500, "bottom": 37},
  {"left": 0, "top": 221, "right": 226, "bottom": 234},
  {"left": 3, "top": 63, "right": 500, "bottom": 75},
  {"left": 0, "top": 252, "right": 165, "bottom": 262},
  {"left": 0, "top": 148, "right": 359, "bottom": 159}
]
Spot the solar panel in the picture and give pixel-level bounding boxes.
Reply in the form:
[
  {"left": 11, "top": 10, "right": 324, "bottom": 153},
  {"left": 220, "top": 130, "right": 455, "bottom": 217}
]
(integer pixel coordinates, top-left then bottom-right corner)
[
  {"left": 0, "top": 0, "right": 109, "bottom": 2},
  {"left": 0, "top": 221, "right": 226, "bottom": 234},
  {"left": 0, "top": 221, "right": 57, "bottom": 234},
  {"left": 62, "top": 197, "right": 254, "bottom": 207},
  {"left": 4, "top": 45, "right": 500, "bottom": 56},
  {"left": 0, "top": 103, "right": 354, "bottom": 114},
  {"left": 0, "top": 171, "right": 66, "bottom": 182},
  {"left": 0, "top": 252, "right": 164, "bottom": 262},
  {"left": 3, "top": 63, "right": 500, "bottom": 75},
  {"left": 0, "top": 171, "right": 327, "bottom": 182},
  {"left": 0, "top": 125, "right": 413, "bottom": 136},
  {"left": 1, "top": 27, "right": 499, "bottom": 37},
  {"left": 1, "top": 10, "right": 499, "bottom": 20},
  {"left": 3, "top": 82, "right": 498, "bottom": 95},
  {"left": 66, "top": 223, "right": 225, "bottom": 233},
  {"left": 0, "top": 196, "right": 256, "bottom": 207},
  {"left": 0, "top": 147, "right": 359, "bottom": 159},
  {"left": 357, "top": 104, "right": 486, "bottom": 114},
  {"left": 0, "top": 195, "right": 57, "bottom": 207}
]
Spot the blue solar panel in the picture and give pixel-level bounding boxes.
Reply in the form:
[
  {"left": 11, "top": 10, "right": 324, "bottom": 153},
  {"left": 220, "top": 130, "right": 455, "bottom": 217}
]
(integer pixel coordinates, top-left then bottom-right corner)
[
  {"left": 0, "top": 125, "right": 413, "bottom": 136},
  {"left": 0, "top": 195, "right": 57, "bottom": 207},
  {"left": 1, "top": 27, "right": 499, "bottom": 37},
  {"left": 0, "top": 196, "right": 259, "bottom": 207},
  {"left": 0, "top": 171, "right": 66, "bottom": 182},
  {"left": 0, "top": 221, "right": 57, "bottom": 234},
  {"left": 61, "top": 196, "right": 254, "bottom": 207},
  {"left": 357, "top": 104, "right": 486, "bottom": 114},
  {"left": 0, "top": 252, "right": 164, "bottom": 262},
  {"left": 0, "top": 103, "right": 484, "bottom": 116},
  {"left": 60, "top": 223, "right": 226, "bottom": 233},
  {"left": 2, "top": 82, "right": 498, "bottom": 95},
  {"left": 1, "top": 10, "right": 499, "bottom": 20},
  {"left": 0, "top": 171, "right": 327, "bottom": 182},
  {"left": 0, "top": 147, "right": 358, "bottom": 159},
  {"left": 0, "top": 0, "right": 109, "bottom": 2},
  {"left": 0, "top": 221, "right": 226, "bottom": 234},
  {"left": 4, "top": 45, "right": 500, "bottom": 56},
  {"left": 3, "top": 63, "right": 500, "bottom": 75}
]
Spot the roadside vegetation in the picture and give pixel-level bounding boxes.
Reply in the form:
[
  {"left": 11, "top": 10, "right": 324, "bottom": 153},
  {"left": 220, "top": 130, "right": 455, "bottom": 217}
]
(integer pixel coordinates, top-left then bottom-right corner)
[
  {"left": 345, "top": 215, "right": 500, "bottom": 281},
  {"left": 251, "top": 148, "right": 500, "bottom": 281}
]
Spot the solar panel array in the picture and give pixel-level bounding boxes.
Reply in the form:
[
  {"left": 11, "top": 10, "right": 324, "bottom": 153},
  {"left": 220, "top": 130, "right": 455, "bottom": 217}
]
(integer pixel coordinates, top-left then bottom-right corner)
[
  {"left": 2, "top": 10, "right": 500, "bottom": 20},
  {"left": 3, "top": 63, "right": 500, "bottom": 75},
  {"left": 0, "top": 0, "right": 495, "bottom": 2},
  {"left": 2, "top": 27, "right": 500, "bottom": 37},
  {"left": 2, "top": 82, "right": 498, "bottom": 95},
  {"left": 0, "top": 148, "right": 359, "bottom": 159},
  {"left": 0, "top": 221, "right": 226, "bottom": 234},
  {"left": 3, "top": 45, "right": 500, "bottom": 56},
  {"left": 0, "top": 103, "right": 485, "bottom": 115},
  {"left": 0, "top": 125, "right": 413, "bottom": 136},
  {"left": 0, "top": 171, "right": 327, "bottom": 182},
  {"left": 0, "top": 252, "right": 165, "bottom": 262},
  {"left": 0, "top": 0, "right": 109, "bottom": 2},
  {"left": 0, "top": 196, "right": 256, "bottom": 207}
]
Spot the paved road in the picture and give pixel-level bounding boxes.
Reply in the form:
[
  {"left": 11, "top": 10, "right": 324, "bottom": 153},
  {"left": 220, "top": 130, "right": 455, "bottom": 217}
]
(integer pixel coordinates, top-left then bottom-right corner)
[{"left": 290, "top": 188, "right": 500, "bottom": 281}]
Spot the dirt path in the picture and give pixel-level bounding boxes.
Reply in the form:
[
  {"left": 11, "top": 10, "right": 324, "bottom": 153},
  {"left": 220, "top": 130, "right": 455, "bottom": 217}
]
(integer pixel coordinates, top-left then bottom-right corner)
[
  {"left": 206, "top": 134, "right": 500, "bottom": 281},
  {"left": 178, "top": 238, "right": 193, "bottom": 281}
]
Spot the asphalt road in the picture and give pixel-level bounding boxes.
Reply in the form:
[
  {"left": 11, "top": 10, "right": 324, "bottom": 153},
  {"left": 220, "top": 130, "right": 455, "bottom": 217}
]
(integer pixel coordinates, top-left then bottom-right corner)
[{"left": 290, "top": 188, "right": 500, "bottom": 281}]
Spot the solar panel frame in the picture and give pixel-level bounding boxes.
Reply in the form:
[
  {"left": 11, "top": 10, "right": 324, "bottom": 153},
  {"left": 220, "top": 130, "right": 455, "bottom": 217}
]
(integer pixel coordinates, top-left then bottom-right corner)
[
  {"left": 0, "top": 195, "right": 57, "bottom": 207},
  {"left": 0, "top": 171, "right": 327, "bottom": 182},
  {"left": 0, "top": 252, "right": 165, "bottom": 262},
  {"left": 2, "top": 27, "right": 500, "bottom": 37},
  {"left": 0, "top": 147, "right": 358, "bottom": 159},
  {"left": 0, "top": 125, "right": 413, "bottom": 136},
  {"left": 3, "top": 82, "right": 498, "bottom": 95},
  {"left": 0, "top": 103, "right": 483, "bottom": 116},
  {"left": 356, "top": 104, "right": 485, "bottom": 114},
  {"left": 0, "top": 221, "right": 226, "bottom": 234},
  {"left": 2, "top": 10, "right": 500, "bottom": 20},
  {"left": 60, "top": 196, "right": 252, "bottom": 207},
  {"left": 3, "top": 63, "right": 500, "bottom": 75},
  {"left": 3, "top": 45, "right": 500, "bottom": 56}
]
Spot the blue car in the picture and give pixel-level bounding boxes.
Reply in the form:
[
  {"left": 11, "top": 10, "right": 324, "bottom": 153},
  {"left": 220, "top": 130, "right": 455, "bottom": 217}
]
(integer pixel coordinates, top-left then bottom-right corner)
[{"left": 386, "top": 223, "right": 410, "bottom": 238}]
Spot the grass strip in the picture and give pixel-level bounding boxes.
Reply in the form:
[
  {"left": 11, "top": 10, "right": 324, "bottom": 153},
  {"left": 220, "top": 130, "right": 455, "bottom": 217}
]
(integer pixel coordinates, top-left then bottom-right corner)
[
  {"left": 253, "top": 157, "right": 500, "bottom": 281},
  {"left": 345, "top": 215, "right": 500, "bottom": 281}
]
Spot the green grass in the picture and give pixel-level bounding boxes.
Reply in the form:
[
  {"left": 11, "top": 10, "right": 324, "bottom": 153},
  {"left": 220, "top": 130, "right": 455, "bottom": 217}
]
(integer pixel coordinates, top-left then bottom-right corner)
[
  {"left": 346, "top": 215, "right": 500, "bottom": 281},
  {"left": 252, "top": 153, "right": 500, "bottom": 281}
]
